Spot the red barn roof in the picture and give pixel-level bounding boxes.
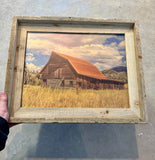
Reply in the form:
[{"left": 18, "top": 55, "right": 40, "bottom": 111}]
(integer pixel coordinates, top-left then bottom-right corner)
[{"left": 53, "top": 51, "right": 107, "bottom": 80}]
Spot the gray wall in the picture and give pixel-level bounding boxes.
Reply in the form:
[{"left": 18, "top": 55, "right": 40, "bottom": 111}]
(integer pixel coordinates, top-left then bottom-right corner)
[{"left": 0, "top": 0, "right": 155, "bottom": 160}]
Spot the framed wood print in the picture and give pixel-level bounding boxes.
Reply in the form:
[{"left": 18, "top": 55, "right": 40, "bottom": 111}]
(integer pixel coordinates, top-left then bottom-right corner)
[{"left": 5, "top": 16, "right": 147, "bottom": 123}]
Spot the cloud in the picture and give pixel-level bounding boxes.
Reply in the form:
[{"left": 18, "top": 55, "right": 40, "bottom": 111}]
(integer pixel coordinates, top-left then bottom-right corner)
[
  {"left": 118, "top": 40, "right": 125, "bottom": 49},
  {"left": 26, "top": 33, "right": 126, "bottom": 70},
  {"left": 26, "top": 63, "right": 44, "bottom": 72},
  {"left": 27, "top": 33, "right": 123, "bottom": 51},
  {"left": 26, "top": 53, "right": 35, "bottom": 61},
  {"left": 109, "top": 42, "right": 117, "bottom": 48},
  {"left": 52, "top": 43, "right": 123, "bottom": 70},
  {"left": 27, "top": 39, "right": 52, "bottom": 55},
  {"left": 27, "top": 53, "right": 33, "bottom": 56}
]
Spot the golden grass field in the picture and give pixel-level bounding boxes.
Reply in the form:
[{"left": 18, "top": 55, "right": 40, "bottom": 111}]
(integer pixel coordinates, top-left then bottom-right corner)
[{"left": 22, "top": 85, "right": 129, "bottom": 108}]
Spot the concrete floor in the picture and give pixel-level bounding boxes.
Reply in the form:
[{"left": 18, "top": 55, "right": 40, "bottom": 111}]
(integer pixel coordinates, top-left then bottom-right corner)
[{"left": 0, "top": 0, "right": 155, "bottom": 160}]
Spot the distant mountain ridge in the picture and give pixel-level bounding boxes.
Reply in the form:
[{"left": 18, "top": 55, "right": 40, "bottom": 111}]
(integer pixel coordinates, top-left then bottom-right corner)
[
  {"left": 111, "top": 66, "right": 127, "bottom": 73},
  {"left": 102, "top": 66, "right": 127, "bottom": 83}
]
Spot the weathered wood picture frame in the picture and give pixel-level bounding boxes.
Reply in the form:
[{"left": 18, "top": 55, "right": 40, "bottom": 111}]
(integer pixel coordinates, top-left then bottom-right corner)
[{"left": 5, "top": 16, "right": 147, "bottom": 123}]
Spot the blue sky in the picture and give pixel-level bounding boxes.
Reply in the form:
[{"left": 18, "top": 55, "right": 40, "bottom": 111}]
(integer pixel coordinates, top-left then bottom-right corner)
[{"left": 25, "top": 33, "right": 126, "bottom": 72}]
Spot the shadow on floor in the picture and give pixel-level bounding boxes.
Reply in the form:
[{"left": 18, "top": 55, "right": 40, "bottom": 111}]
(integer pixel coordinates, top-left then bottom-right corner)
[{"left": 27, "top": 123, "right": 138, "bottom": 159}]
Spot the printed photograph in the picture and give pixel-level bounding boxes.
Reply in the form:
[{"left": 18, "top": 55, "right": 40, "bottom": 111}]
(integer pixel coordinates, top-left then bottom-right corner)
[{"left": 21, "top": 32, "right": 129, "bottom": 108}]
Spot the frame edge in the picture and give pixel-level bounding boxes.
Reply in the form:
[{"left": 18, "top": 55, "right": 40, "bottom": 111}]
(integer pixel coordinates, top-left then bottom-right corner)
[{"left": 133, "top": 22, "right": 147, "bottom": 123}]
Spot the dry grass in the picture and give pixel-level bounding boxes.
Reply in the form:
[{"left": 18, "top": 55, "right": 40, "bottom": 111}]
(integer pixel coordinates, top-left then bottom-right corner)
[{"left": 22, "top": 85, "right": 129, "bottom": 108}]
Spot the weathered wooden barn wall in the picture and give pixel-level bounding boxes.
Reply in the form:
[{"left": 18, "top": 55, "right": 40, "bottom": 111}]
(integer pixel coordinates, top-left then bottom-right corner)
[
  {"left": 40, "top": 52, "right": 124, "bottom": 89},
  {"left": 40, "top": 52, "right": 77, "bottom": 88}
]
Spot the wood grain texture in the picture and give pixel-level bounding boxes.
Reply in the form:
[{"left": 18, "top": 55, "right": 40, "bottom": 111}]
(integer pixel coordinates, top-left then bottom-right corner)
[
  {"left": 133, "top": 22, "right": 147, "bottom": 122},
  {"left": 4, "top": 17, "right": 18, "bottom": 114}
]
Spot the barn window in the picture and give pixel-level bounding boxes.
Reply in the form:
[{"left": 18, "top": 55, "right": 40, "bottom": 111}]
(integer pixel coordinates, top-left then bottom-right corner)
[
  {"left": 42, "top": 79, "right": 47, "bottom": 87},
  {"left": 70, "top": 81, "right": 73, "bottom": 87},
  {"left": 55, "top": 68, "right": 62, "bottom": 79},
  {"left": 78, "top": 82, "right": 82, "bottom": 87}
]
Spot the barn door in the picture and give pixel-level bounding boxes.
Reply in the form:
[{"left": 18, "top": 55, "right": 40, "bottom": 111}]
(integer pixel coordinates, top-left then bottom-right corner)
[{"left": 58, "top": 68, "right": 61, "bottom": 78}]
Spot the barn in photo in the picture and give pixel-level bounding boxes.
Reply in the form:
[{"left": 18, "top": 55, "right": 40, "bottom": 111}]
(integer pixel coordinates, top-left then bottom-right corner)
[{"left": 40, "top": 51, "right": 124, "bottom": 89}]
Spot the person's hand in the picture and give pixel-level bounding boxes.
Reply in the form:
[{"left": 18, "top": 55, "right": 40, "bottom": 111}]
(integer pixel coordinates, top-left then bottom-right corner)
[
  {"left": 0, "top": 92, "right": 20, "bottom": 127},
  {"left": 0, "top": 92, "right": 9, "bottom": 121}
]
